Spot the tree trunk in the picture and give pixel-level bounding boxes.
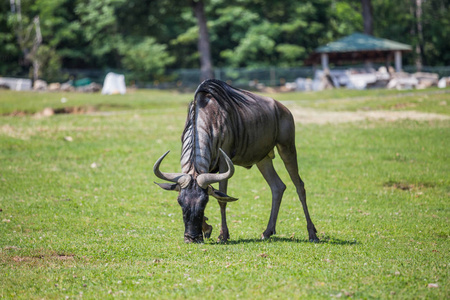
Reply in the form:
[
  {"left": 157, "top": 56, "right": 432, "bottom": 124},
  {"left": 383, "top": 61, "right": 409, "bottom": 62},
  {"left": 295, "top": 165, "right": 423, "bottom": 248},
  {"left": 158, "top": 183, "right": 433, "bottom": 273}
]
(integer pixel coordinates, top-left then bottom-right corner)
[
  {"left": 191, "top": 0, "right": 214, "bottom": 81},
  {"left": 10, "top": 0, "right": 42, "bottom": 81},
  {"left": 361, "top": 0, "right": 373, "bottom": 35},
  {"left": 30, "top": 16, "right": 42, "bottom": 82},
  {"left": 414, "top": 0, "right": 424, "bottom": 70}
]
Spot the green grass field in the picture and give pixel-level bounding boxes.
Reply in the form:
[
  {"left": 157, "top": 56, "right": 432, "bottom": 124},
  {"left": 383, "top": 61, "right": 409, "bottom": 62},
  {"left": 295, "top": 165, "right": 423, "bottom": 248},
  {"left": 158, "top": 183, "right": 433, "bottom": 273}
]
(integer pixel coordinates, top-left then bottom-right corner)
[{"left": 0, "top": 88, "right": 449, "bottom": 299}]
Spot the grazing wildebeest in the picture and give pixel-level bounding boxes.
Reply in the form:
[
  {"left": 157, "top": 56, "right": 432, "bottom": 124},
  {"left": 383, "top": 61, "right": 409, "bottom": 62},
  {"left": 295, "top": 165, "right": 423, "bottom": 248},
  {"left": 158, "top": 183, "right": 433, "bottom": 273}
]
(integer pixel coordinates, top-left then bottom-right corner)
[{"left": 154, "top": 79, "right": 318, "bottom": 243}]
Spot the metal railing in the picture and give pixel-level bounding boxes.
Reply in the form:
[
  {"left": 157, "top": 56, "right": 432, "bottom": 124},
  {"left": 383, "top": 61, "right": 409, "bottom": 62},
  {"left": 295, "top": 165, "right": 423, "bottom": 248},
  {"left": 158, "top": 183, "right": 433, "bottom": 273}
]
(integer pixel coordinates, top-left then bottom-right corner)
[{"left": 37, "top": 65, "right": 450, "bottom": 89}]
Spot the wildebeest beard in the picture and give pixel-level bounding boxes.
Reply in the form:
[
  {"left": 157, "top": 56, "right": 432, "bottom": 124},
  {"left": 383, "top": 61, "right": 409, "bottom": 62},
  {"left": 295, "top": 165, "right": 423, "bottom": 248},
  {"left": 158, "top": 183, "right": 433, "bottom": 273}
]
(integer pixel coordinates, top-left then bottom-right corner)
[{"left": 177, "top": 181, "right": 209, "bottom": 243}]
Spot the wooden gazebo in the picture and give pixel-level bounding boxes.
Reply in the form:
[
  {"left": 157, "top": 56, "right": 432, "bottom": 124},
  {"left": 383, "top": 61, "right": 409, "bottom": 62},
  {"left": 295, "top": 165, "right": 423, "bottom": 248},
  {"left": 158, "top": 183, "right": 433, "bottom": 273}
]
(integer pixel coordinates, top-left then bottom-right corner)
[{"left": 305, "top": 33, "right": 412, "bottom": 72}]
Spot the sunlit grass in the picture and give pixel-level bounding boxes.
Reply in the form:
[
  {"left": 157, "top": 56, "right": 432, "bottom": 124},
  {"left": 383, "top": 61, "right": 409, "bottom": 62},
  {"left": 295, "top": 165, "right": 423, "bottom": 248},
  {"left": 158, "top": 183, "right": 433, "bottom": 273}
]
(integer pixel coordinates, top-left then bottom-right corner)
[
  {"left": 0, "top": 88, "right": 448, "bottom": 299},
  {"left": 1, "top": 87, "right": 449, "bottom": 115}
]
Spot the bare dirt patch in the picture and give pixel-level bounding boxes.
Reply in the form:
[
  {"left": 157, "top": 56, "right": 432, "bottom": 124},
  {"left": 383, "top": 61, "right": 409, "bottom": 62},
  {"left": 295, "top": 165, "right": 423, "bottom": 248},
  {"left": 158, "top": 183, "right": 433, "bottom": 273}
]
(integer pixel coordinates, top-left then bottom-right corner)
[
  {"left": 383, "top": 181, "right": 436, "bottom": 191},
  {"left": 4, "top": 106, "right": 97, "bottom": 117},
  {"left": 288, "top": 107, "right": 450, "bottom": 124},
  {"left": 35, "top": 106, "right": 97, "bottom": 117},
  {"left": 9, "top": 253, "right": 75, "bottom": 264}
]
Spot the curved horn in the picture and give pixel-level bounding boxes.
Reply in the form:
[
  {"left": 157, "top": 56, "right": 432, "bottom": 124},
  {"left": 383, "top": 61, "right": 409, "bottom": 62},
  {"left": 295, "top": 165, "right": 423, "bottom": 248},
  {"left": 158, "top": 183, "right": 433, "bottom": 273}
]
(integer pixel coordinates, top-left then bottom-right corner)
[
  {"left": 153, "top": 151, "right": 191, "bottom": 187},
  {"left": 197, "top": 149, "right": 235, "bottom": 189}
]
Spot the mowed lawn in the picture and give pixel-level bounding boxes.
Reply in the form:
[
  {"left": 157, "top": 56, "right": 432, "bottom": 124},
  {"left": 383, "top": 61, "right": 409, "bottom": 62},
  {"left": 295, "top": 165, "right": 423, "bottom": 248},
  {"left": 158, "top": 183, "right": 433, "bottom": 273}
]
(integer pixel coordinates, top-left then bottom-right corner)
[{"left": 0, "top": 88, "right": 449, "bottom": 299}]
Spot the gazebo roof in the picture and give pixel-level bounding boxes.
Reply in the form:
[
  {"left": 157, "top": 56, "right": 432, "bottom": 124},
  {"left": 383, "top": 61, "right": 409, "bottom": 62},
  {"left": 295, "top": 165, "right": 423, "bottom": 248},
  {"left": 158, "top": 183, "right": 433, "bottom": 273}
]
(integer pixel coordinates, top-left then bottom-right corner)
[
  {"left": 305, "top": 33, "right": 412, "bottom": 65},
  {"left": 316, "top": 33, "right": 412, "bottom": 53}
]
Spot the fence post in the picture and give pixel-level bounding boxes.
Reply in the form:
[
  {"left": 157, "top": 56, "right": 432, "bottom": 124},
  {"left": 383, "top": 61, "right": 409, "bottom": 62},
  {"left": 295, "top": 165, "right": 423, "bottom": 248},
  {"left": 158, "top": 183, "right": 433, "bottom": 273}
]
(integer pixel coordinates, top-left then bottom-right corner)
[{"left": 270, "top": 67, "right": 276, "bottom": 86}]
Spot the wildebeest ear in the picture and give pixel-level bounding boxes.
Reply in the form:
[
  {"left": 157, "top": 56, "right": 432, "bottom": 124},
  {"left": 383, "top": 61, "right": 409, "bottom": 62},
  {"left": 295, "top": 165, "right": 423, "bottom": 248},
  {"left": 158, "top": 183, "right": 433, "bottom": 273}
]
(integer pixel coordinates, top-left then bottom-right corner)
[
  {"left": 154, "top": 182, "right": 181, "bottom": 192},
  {"left": 208, "top": 186, "right": 238, "bottom": 202}
]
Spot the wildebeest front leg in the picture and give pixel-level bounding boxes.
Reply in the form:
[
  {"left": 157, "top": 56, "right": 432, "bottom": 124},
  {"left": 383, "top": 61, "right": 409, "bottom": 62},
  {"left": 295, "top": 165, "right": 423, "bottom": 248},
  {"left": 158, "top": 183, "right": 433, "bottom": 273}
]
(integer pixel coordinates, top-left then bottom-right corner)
[
  {"left": 217, "top": 179, "right": 230, "bottom": 242},
  {"left": 257, "top": 156, "right": 286, "bottom": 239}
]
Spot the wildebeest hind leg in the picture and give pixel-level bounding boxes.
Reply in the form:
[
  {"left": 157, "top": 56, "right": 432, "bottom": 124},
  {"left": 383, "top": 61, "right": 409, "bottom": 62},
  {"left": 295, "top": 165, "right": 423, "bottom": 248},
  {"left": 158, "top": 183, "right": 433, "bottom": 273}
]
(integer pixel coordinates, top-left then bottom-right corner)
[
  {"left": 277, "top": 143, "right": 319, "bottom": 242},
  {"left": 256, "top": 156, "right": 286, "bottom": 239}
]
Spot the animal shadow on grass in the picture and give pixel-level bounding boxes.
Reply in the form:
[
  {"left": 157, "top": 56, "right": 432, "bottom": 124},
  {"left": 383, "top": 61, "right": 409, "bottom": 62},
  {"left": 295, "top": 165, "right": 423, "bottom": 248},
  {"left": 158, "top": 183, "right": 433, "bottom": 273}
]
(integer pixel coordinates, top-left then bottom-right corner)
[{"left": 214, "top": 235, "right": 357, "bottom": 246}]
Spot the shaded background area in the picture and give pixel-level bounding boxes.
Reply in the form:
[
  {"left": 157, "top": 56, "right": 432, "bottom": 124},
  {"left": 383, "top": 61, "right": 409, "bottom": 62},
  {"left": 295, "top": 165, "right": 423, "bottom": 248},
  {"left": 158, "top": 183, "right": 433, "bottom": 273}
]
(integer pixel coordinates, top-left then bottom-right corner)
[{"left": 1, "top": 0, "right": 449, "bottom": 87}]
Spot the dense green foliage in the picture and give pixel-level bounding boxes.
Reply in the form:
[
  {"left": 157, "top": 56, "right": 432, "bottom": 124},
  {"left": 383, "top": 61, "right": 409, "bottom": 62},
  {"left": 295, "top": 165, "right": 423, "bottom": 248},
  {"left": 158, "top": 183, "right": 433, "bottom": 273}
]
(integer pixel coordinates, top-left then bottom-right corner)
[
  {"left": 1, "top": 0, "right": 449, "bottom": 80},
  {"left": 0, "top": 88, "right": 449, "bottom": 298}
]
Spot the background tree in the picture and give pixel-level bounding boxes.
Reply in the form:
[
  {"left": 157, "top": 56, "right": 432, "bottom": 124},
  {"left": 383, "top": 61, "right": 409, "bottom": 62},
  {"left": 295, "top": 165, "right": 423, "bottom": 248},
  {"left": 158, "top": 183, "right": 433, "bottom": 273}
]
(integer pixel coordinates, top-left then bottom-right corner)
[
  {"left": 190, "top": 0, "right": 213, "bottom": 80},
  {"left": 9, "top": 0, "right": 42, "bottom": 82},
  {"left": 75, "top": 0, "right": 176, "bottom": 81},
  {"left": 361, "top": 0, "right": 373, "bottom": 35},
  {"left": 420, "top": 0, "right": 450, "bottom": 66},
  {"left": 414, "top": 0, "right": 424, "bottom": 69},
  {"left": 0, "top": 0, "right": 449, "bottom": 82},
  {"left": 118, "top": 37, "right": 175, "bottom": 81},
  {"left": 75, "top": 0, "right": 125, "bottom": 67}
]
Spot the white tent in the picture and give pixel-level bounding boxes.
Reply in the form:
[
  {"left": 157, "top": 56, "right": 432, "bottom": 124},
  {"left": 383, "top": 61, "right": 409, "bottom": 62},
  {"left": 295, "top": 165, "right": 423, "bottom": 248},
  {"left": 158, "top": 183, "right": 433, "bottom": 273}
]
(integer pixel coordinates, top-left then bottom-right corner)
[{"left": 101, "top": 72, "right": 126, "bottom": 95}]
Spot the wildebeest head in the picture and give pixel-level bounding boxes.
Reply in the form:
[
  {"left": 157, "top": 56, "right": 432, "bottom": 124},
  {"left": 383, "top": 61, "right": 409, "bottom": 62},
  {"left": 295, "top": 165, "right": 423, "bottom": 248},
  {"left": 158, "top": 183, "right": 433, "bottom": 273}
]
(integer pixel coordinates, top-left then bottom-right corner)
[{"left": 154, "top": 149, "right": 238, "bottom": 243}]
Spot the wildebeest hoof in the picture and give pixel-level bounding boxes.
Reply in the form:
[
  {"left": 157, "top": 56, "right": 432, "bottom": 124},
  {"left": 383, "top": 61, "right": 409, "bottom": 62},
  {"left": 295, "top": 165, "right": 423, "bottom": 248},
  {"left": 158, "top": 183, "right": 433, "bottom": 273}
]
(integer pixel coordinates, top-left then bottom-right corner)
[
  {"left": 261, "top": 229, "right": 275, "bottom": 240},
  {"left": 309, "top": 233, "right": 319, "bottom": 242},
  {"left": 217, "top": 233, "right": 229, "bottom": 243},
  {"left": 261, "top": 233, "right": 270, "bottom": 240},
  {"left": 203, "top": 225, "right": 213, "bottom": 239},
  {"left": 308, "top": 224, "right": 319, "bottom": 242}
]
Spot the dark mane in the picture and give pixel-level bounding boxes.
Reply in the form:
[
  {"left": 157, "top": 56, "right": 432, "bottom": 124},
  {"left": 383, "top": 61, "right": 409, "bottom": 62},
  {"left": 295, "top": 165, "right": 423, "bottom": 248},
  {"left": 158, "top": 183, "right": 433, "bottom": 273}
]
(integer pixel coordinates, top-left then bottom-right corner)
[
  {"left": 181, "top": 101, "right": 198, "bottom": 173},
  {"left": 181, "top": 80, "right": 255, "bottom": 174},
  {"left": 194, "top": 79, "right": 253, "bottom": 110}
]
